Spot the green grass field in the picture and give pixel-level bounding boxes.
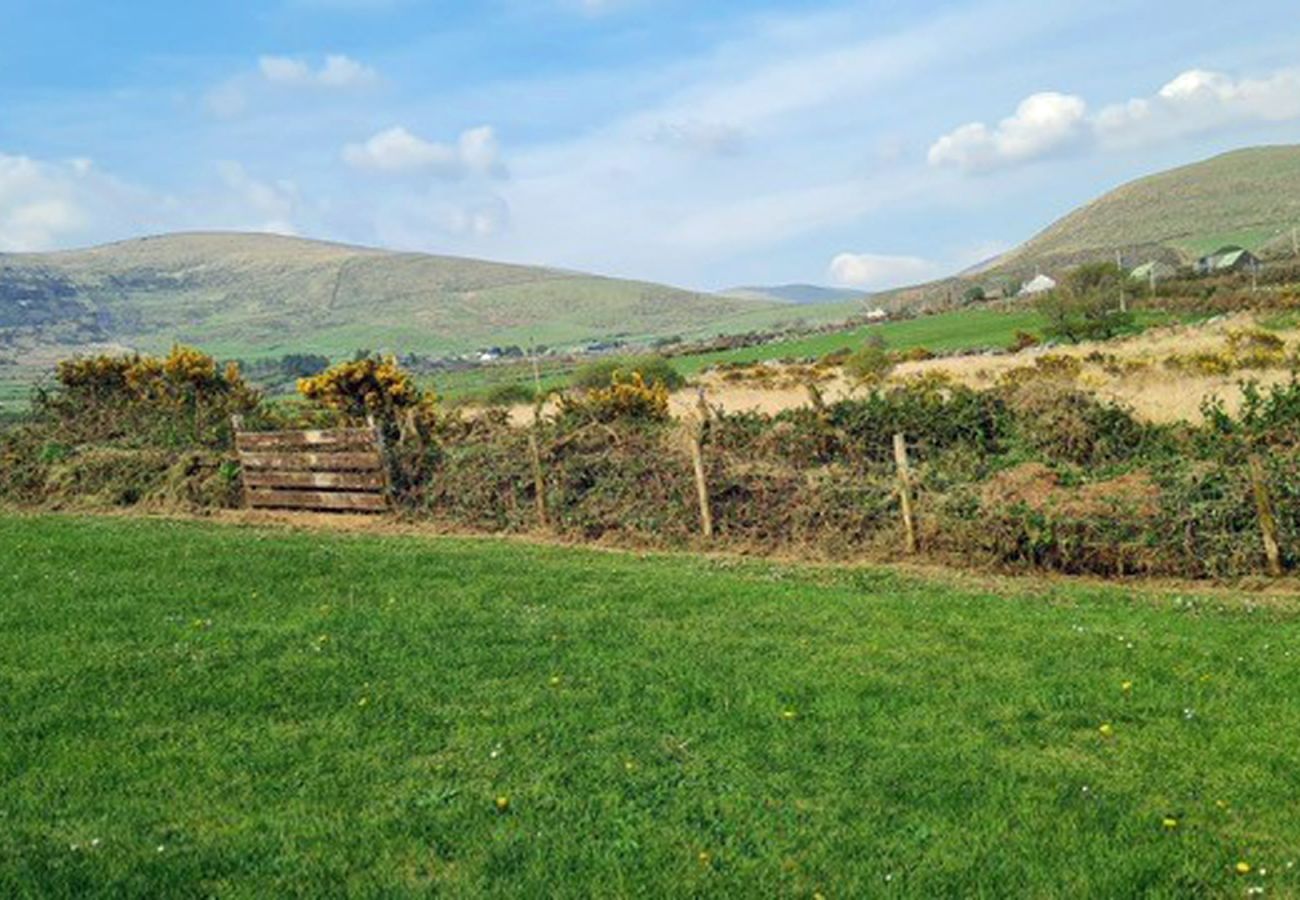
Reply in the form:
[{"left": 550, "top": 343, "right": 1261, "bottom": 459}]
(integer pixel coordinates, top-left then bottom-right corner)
[
  {"left": 434, "top": 306, "right": 1187, "bottom": 401},
  {"left": 3, "top": 514, "right": 1298, "bottom": 896}
]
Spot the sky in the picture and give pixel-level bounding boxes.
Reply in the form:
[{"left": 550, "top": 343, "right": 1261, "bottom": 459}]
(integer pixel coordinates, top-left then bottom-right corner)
[{"left": 2, "top": 0, "right": 1300, "bottom": 291}]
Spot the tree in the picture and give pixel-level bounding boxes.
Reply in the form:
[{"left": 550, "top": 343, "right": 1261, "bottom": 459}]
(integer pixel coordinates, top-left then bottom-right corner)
[{"left": 1035, "top": 262, "right": 1134, "bottom": 343}]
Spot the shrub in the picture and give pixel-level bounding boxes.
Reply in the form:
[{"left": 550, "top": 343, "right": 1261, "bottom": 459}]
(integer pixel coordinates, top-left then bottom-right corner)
[
  {"left": 41, "top": 345, "right": 259, "bottom": 448},
  {"left": 1002, "top": 380, "right": 1160, "bottom": 467},
  {"left": 1035, "top": 262, "right": 1135, "bottom": 343},
  {"left": 297, "top": 355, "right": 429, "bottom": 425},
  {"left": 484, "top": 382, "right": 538, "bottom": 407},
  {"left": 558, "top": 373, "right": 670, "bottom": 424},
  {"left": 843, "top": 336, "right": 894, "bottom": 383},
  {"left": 571, "top": 355, "right": 684, "bottom": 392}
]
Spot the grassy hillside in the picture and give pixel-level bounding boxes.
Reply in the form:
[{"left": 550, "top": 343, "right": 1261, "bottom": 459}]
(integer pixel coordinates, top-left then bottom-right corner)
[
  {"left": 4, "top": 514, "right": 1298, "bottom": 895},
  {"left": 990, "top": 145, "right": 1300, "bottom": 277},
  {"left": 0, "top": 232, "right": 861, "bottom": 365}
]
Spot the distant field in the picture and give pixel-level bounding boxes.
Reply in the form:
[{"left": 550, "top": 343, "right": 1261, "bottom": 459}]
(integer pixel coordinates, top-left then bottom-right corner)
[
  {"left": 0, "top": 374, "right": 32, "bottom": 415},
  {"left": 434, "top": 306, "right": 1187, "bottom": 401},
  {"left": 2, "top": 514, "right": 1297, "bottom": 895}
]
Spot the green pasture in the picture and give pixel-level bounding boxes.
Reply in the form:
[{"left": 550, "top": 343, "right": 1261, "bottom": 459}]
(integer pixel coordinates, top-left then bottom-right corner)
[{"left": 2, "top": 514, "right": 1296, "bottom": 896}]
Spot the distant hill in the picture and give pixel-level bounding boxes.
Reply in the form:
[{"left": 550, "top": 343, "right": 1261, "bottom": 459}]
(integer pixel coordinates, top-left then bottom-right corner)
[
  {"left": 721, "top": 284, "right": 865, "bottom": 305},
  {"left": 0, "top": 233, "right": 860, "bottom": 366},
  {"left": 984, "top": 145, "right": 1300, "bottom": 278},
  {"left": 874, "top": 145, "right": 1300, "bottom": 310}
]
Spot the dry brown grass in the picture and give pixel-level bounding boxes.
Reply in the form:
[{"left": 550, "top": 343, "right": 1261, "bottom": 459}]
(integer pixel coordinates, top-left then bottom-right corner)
[{"left": 495, "top": 313, "right": 1300, "bottom": 425}]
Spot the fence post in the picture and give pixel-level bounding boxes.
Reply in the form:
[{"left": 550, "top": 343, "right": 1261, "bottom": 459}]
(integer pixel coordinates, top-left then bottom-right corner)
[
  {"left": 893, "top": 432, "right": 917, "bottom": 555},
  {"left": 230, "top": 415, "right": 248, "bottom": 509},
  {"left": 368, "top": 415, "right": 395, "bottom": 506},
  {"left": 528, "top": 430, "right": 548, "bottom": 528},
  {"left": 690, "top": 391, "right": 714, "bottom": 540},
  {"left": 1248, "top": 453, "right": 1283, "bottom": 577}
]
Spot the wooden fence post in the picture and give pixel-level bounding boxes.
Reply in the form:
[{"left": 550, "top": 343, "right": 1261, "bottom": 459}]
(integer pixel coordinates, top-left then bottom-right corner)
[
  {"left": 1248, "top": 453, "right": 1283, "bottom": 577},
  {"left": 690, "top": 391, "right": 714, "bottom": 540},
  {"left": 893, "top": 432, "right": 917, "bottom": 555},
  {"left": 368, "top": 415, "right": 395, "bottom": 505},
  {"left": 230, "top": 415, "right": 248, "bottom": 509},
  {"left": 528, "top": 430, "right": 548, "bottom": 528}
]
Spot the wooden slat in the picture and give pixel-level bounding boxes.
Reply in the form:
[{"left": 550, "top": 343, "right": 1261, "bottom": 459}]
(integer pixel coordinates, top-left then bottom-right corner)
[
  {"left": 246, "top": 489, "right": 389, "bottom": 512},
  {"left": 241, "top": 470, "right": 385, "bottom": 491},
  {"left": 237, "top": 451, "right": 383, "bottom": 472},
  {"left": 235, "top": 429, "right": 376, "bottom": 451}
]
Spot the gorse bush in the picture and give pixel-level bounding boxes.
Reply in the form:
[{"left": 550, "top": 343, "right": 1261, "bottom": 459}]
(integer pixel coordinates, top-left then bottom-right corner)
[
  {"left": 558, "top": 372, "right": 670, "bottom": 424},
  {"left": 42, "top": 345, "right": 259, "bottom": 448},
  {"left": 297, "top": 355, "right": 431, "bottom": 426},
  {"left": 571, "top": 355, "right": 684, "bottom": 392}
]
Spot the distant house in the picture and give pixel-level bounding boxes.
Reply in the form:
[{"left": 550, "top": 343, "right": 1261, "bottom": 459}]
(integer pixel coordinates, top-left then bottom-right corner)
[
  {"left": 1130, "top": 260, "right": 1176, "bottom": 285},
  {"left": 865, "top": 308, "right": 888, "bottom": 321},
  {"left": 1018, "top": 274, "right": 1058, "bottom": 296},
  {"left": 1196, "top": 246, "right": 1260, "bottom": 276}
]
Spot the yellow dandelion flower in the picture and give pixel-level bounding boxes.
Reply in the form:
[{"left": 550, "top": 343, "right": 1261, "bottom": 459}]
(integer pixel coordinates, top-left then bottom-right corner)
[
  {"left": 1099, "top": 723, "right": 1114, "bottom": 737},
  {"left": 781, "top": 709, "right": 798, "bottom": 720},
  {"left": 1162, "top": 817, "right": 1178, "bottom": 829},
  {"left": 495, "top": 795, "right": 510, "bottom": 813},
  {"left": 1236, "top": 861, "right": 1251, "bottom": 875},
  {"left": 1121, "top": 681, "right": 1133, "bottom": 692}
]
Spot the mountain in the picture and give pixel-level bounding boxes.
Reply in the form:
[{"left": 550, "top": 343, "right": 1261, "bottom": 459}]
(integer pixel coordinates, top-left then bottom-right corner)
[
  {"left": 0, "top": 232, "right": 860, "bottom": 367},
  {"left": 867, "top": 145, "right": 1300, "bottom": 311},
  {"left": 984, "top": 145, "right": 1300, "bottom": 279},
  {"left": 720, "top": 284, "right": 866, "bottom": 305}
]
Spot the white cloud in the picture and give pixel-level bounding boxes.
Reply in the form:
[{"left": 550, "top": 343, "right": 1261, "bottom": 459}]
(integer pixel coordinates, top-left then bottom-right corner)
[
  {"left": 215, "top": 162, "right": 300, "bottom": 235},
  {"left": 927, "top": 92, "right": 1088, "bottom": 173},
  {"left": 827, "top": 252, "right": 937, "bottom": 289},
  {"left": 342, "top": 125, "right": 505, "bottom": 177},
  {"left": 0, "top": 154, "right": 110, "bottom": 251},
  {"left": 258, "top": 54, "right": 378, "bottom": 88},
  {"left": 204, "top": 54, "right": 379, "bottom": 119},
  {"left": 931, "top": 65, "right": 1300, "bottom": 174},
  {"left": 1096, "top": 67, "right": 1300, "bottom": 146}
]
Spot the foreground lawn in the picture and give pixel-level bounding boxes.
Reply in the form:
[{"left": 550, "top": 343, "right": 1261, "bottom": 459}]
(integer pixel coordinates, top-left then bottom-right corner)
[{"left": 2, "top": 515, "right": 1298, "bottom": 896}]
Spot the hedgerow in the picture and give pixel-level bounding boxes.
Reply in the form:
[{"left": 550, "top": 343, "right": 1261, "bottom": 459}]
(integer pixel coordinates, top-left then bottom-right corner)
[{"left": 3, "top": 347, "right": 1299, "bottom": 578}]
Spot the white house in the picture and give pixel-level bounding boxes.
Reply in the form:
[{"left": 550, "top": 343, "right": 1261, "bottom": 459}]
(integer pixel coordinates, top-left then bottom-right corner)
[
  {"left": 865, "top": 308, "right": 888, "bottom": 321},
  {"left": 1018, "top": 274, "right": 1057, "bottom": 296}
]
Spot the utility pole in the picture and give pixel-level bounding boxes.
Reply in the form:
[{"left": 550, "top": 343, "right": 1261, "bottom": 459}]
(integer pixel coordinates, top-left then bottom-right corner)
[{"left": 530, "top": 335, "right": 543, "bottom": 395}]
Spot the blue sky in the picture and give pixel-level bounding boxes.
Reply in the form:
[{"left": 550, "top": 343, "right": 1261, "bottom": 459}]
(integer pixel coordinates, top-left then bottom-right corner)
[{"left": 3, "top": 0, "right": 1300, "bottom": 290}]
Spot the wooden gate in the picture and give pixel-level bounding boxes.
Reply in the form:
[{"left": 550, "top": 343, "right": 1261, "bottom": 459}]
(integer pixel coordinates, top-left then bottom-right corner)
[{"left": 232, "top": 418, "right": 390, "bottom": 513}]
